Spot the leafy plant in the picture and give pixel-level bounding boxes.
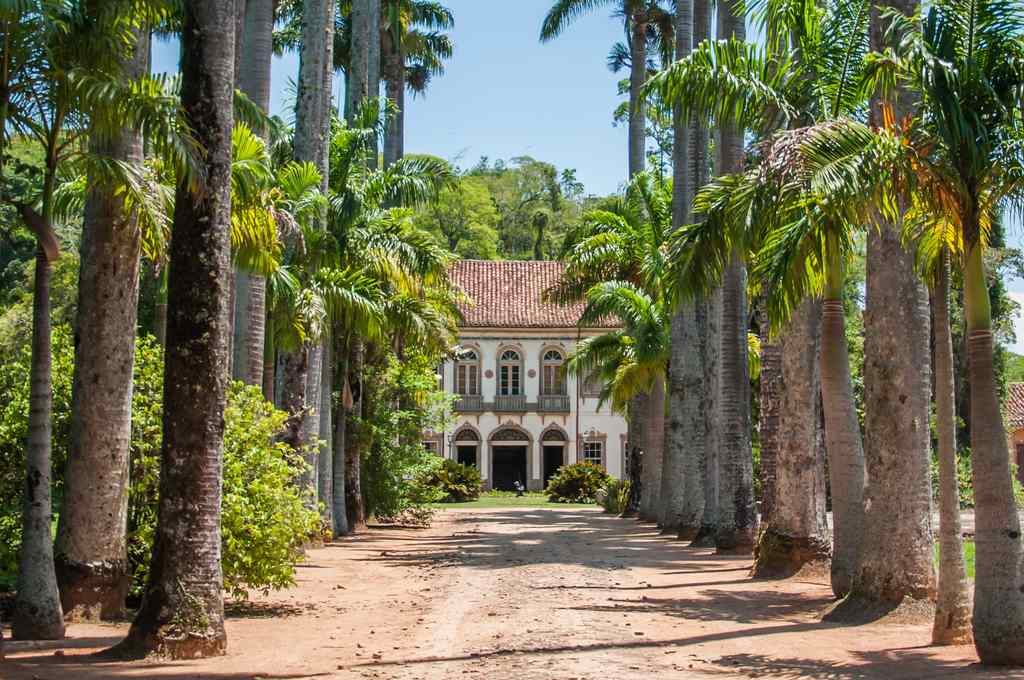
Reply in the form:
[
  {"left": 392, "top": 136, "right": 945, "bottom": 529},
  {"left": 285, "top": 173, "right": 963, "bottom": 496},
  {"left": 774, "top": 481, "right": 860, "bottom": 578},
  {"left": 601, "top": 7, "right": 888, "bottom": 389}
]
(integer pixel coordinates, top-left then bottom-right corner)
[
  {"left": 419, "top": 458, "right": 482, "bottom": 502},
  {"left": 599, "top": 478, "right": 631, "bottom": 514},
  {"left": 545, "top": 462, "right": 612, "bottom": 504}
]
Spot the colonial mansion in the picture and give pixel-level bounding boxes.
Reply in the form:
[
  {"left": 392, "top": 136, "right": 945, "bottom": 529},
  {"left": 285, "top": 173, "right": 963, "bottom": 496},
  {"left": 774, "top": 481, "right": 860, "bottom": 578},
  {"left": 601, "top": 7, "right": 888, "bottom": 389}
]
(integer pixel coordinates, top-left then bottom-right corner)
[{"left": 424, "top": 260, "right": 628, "bottom": 491}]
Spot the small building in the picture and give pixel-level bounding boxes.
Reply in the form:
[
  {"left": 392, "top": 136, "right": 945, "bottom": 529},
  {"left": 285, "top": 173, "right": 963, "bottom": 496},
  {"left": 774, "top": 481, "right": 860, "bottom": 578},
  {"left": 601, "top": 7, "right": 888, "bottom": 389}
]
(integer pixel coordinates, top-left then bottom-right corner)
[
  {"left": 425, "top": 260, "right": 628, "bottom": 491},
  {"left": 1007, "top": 383, "right": 1024, "bottom": 484}
]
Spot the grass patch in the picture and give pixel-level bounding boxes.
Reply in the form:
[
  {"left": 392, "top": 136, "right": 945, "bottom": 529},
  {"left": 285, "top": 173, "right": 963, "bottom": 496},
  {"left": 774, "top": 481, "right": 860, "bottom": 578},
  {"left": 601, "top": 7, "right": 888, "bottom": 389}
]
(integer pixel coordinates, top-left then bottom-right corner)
[
  {"left": 934, "top": 540, "right": 975, "bottom": 580},
  {"left": 431, "top": 491, "right": 596, "bottom": 509}
]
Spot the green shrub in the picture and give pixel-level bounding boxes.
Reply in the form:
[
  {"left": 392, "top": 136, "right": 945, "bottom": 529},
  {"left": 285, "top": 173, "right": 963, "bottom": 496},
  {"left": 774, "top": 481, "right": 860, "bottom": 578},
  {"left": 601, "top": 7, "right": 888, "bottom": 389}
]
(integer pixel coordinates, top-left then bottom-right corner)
[
  {"left": 599, "top": 478, "right": 631, "bottom": 514},
  {"left": 359, "top": 352, "right": 454, "bottom": 523},
  {"left": 419, "top": 458, "right": 482, "bottom": 502},
  {"left": 545, "top": 462, "right": 611, "bottom": 503},
  {"left": 0, "top": 328, "right": 320, "bottom": 600}
]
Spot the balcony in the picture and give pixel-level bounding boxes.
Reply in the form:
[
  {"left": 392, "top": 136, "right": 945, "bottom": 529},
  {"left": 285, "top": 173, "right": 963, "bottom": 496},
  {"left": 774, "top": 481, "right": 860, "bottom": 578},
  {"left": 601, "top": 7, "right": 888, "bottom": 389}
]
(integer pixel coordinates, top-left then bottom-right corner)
[
  {"left": 494, "top": 394, "right": 527, "bottom": 412},
  {"left": 454, "top": 394, "right": 484, "bottom": 412},
  {"left": 539, "top": 394, "right": 571, "bottom": 413}
]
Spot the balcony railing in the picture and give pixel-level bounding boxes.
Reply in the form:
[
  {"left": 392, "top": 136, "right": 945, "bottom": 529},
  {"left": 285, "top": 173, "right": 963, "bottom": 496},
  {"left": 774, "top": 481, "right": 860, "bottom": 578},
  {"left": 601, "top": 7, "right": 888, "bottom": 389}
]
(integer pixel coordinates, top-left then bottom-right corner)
[
  {"left": 494, "top": 394, "right": 527, "bottom": 412},
  {"left": 454, "top": 394, "right": 484, "bottom": 412},
  {"left": 539, "top": 394, "right": 571, "bottom": 412}
]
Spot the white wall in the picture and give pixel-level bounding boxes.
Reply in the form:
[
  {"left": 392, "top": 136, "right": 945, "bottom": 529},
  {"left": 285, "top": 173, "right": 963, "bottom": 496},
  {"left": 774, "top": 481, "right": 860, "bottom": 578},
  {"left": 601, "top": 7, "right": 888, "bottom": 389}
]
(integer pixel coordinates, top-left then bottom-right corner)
[{"left": 437, "top": 328, "right": 628, "bottom": 488}]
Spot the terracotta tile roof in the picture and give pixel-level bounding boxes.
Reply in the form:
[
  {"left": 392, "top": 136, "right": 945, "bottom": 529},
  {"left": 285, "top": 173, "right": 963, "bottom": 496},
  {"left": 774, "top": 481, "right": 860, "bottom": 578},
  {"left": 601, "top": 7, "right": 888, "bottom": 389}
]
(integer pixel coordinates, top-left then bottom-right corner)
[
  {"left": 1008, "top": 383, "right": 1024, "bottom": 431},
  {"left": 450, "top": 260, "right": 617, "bottom": 329}
]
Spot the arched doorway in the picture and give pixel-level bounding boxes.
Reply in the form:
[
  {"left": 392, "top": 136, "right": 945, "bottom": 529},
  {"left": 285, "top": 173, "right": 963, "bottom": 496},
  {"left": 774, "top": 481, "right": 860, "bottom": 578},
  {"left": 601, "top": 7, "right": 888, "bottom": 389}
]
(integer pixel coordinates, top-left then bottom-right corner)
[
  {"left": 540, "top": 426, "right": 568, "bottom": 487},
  {"left": 453, "top": 425, "right": 480, "bottom": 469},
  {"left": 489, "top": 426, "right": 530, "bottom": 491}
]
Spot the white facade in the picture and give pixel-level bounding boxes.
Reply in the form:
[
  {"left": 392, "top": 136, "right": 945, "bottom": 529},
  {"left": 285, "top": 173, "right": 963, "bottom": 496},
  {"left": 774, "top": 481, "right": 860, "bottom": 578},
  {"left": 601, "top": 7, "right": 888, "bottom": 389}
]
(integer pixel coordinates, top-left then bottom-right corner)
[{"left": 428, "top": 327, "right": 628, "bottom": 491}]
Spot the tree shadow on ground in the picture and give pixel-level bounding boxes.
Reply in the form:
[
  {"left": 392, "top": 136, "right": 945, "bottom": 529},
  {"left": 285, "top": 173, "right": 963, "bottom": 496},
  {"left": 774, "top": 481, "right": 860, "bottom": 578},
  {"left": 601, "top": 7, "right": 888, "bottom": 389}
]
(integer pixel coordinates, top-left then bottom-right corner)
[
  {"left": 705, "top": 650, "right": 1023, "bottom": 679},
  {"left": 359, "top": 508, "right": 747, "bottom": 574},
  {"left": 565, "top": 586, "right": 836, "bottom": 624}
]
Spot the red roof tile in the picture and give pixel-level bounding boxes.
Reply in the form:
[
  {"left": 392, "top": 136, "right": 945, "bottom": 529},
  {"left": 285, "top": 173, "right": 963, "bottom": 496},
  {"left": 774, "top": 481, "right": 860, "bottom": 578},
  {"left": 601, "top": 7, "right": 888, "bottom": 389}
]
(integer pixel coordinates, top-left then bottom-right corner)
[
  {"left": 1008, "top": 383, "right": 1024, "bottom": 431},
  {"left": 450, "top": 260, "right": 617, "bottom": 329}
]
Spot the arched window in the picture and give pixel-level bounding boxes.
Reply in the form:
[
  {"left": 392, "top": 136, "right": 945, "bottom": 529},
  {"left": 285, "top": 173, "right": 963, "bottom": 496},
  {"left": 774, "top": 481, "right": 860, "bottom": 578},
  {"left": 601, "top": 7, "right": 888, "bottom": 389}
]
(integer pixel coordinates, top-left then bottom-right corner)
[
  {"left": 455, "top": 349, "right": 480, "bottom": 396},
  {"left": 499, "top": 349, "right": 522, "bottom": 396},
  {"left": 541, "top": 349, "right": 566, "bottom": 396}
]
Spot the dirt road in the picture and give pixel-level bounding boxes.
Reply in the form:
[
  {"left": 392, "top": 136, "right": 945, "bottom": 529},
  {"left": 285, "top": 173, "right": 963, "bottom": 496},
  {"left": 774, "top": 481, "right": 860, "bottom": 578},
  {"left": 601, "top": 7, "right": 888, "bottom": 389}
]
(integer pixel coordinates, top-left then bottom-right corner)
[{"left": 4, "top": 507, "right": 1021, "bottom": 679}]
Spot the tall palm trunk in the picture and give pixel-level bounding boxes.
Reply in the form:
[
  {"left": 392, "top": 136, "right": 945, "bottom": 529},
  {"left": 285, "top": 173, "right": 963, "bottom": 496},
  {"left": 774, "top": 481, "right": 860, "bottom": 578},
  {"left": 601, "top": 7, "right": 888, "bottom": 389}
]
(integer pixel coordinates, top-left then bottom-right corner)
[
  {"left": 117, "top": 0, "right": 235, "bottom": 657},
  {"left": 849, "top": 216, "right": 934, "bottom": 609},
  {"left": 713, "top": 0, "right": 755, "bottom": 554},
  {"left": 12, "top": 249, "right": 65, "bottom": 641},
  {"left": 696, "top": 283, "right": 720, "bottom": 546},
  {"left": 820, "top": 252, "right": 866, "bottom": 599},
  {"left": 332, "top": 331, "right": 350, "bottom": 536},
  {"left": 832, "top": 0, "right": 935, "bottom": 615},
  {"left": 284, "top": 0, "right": 336, "bottom": 504},
  {"left": 642, "top": 374, "right": 665, "bottom": 523},
  {"left": 232, "top": 0, "right": 274, "bottom": 386},
  {"left": 964, "top": 240, "right": 1024, "bottom": 664},
  {"left": 932, "top": 251, "right": 972, "bottom": 645},
  {"left": 54, "top": 29, "right": 148, "bottom": 622},
  {"left": 627, "top": 12, "right": 648, "bottom": 177},
  {"left": 628, "top": 391, "right": 648, "bottom": 518},
  {"left": 318, "top": 332, "right": 334, "bottom": 527},
  {"left": 670, "top": 297, "right": 709, "bottom": 540},
  {"left": 348, "top": 0, "right": 371, "bottom": 118},
  {"left": 345, "top": 340, "right": 367, "bottom": 531},
  {"left": 382, "top": 27, "right": 405, "bottom": 168},
  {"left": 758, "top": 324, "right": 781, "bottom": 526},
  {"left": 753, "top": 299, "right": 831, "bottom": 576},
  {"left": 659, "top": 0, "right": 692, "bottom": 534}
]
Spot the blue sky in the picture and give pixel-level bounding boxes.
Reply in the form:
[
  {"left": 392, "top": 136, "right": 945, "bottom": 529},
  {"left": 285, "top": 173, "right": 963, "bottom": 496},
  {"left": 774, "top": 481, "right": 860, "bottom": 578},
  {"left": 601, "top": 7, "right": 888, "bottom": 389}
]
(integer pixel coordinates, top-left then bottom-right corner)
[
  {"left": 152, "top": 1, "right": 1024, "bottom": 351},
  {"left": 153, "top": 0, "right": 630, "bottom": 196}
]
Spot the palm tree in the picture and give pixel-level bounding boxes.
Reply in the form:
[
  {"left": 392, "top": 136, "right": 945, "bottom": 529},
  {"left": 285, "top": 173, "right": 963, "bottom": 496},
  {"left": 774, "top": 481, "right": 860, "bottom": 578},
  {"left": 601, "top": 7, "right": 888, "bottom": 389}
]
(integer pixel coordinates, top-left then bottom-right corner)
[
  {"left": 380, "top": 0, "right": 454, "bottom": 168},
  {"left": 932, "top": 251, "right": 972, "bottom": 644},
  {"left": 282, "top": 0, "right": 337, "bottom": 506},
  {"left": 541, "top": 0, "right": 668, "bottom": 177},
  {"left": 833, "top": 0, "right": 936, "bottom": 621},
  {"left": 883, "top": 0, "right": 1023, "bottom": 660},
  {"left": 549, "top": 171, "right": 671, "bottom": 523},
  {"left": 713, "top": 0, "right": 756, "bottom": 555},
  {"left": 1, "top": 0, "right": 187, "bottom": 641},
  {"left": 647, "top": 0, "right": 872, "bottom": 594},
  {"left": 232, "top": 0, "right": 277, "bottom": 387},
  {"left": 117, "top": 0, "right": 236, "bottom": 659},
  {"left": 53, "top": 26, "right": 152, "bottom": 624},
  {"left": 752, "top": 298, "right": 832, "bottom": 576}
]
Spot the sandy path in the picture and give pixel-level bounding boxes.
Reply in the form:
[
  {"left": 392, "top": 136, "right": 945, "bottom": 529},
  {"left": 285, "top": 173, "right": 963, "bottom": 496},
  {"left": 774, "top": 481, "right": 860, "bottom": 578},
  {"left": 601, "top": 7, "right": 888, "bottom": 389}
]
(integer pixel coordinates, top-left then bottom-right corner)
[{"left": 4, "top": 507, "right": 1022, "bottom": 679}]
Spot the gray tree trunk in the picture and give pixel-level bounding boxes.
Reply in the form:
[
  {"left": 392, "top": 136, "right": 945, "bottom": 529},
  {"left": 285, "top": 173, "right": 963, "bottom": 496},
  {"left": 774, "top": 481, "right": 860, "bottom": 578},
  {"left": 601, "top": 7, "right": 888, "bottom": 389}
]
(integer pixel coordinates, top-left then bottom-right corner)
[
  {"left": 12, "top": 249, "right": 65, "bottom": 641},
  {"left": 848, "top": 214, "right": 935, "bottom": 609},
  {"left": 283, "top": 0, "right": 336, "bottom": 504},
  {"left": 758, "top": 338, "right": 781, "bottom": 526},
  {"left": 318, "top": 333, "right": 334, "bottom": 526},
  {"left": 347, "top": 0, "right": 370, "bottom": 119},
  {"left": 628, "top": 392, "right": 648, "bottom": 518},
  {"left": 642, "top": 374, "right": 665, "bottom": 523},
  {"left": 713, "top": 0, "right": 755, "bottom": 553},
  {"left": 832, "top": 0, "right": 935, "bottom": 614},
  {"left": 232, "top": 0, "right": 274, "bottom": 386},
  {"left": 627, "top": 13, "right": 647, "bottom": 177},
  {"left": 332, "top": 334, "right": 350, "bottom": 536},
  {"left": 696, "top": 283, "right": 720, "bottom": 546},
  {"left": 54, "top": 28, "right": 149, "bottom": 622},
  {"left": 967, "top": 301, "right": 1024, "bottom": 664},
  {"left": 345, "top": 341, "right": 367, "bottom": 531},
  {"left": 932, "top": 253, "right": 972, "bottom": 645},
  {"left": 658, "top": 0, "right": 692, "bottom": 535},
  {"left": 382, "top": 28, "right": 405, "bottom": 168},
  {"left": 752, "top": 299, "right": 831, "bottom": 577},
  {"left": 820, "top": 294, "right": 865, "bottom": 599},
  {"left": 116, "top": 0, "right": 235, "bottom": 657}
]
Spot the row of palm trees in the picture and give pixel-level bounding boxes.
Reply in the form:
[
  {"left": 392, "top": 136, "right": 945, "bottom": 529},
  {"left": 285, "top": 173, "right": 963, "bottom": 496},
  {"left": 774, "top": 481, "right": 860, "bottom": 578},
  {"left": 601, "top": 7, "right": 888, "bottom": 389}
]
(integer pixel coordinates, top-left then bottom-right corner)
[
  {"left": 545, "top": 0, "right": 1024, "bottom": 665},
  {"left": 1, "top": 0, "right": 457, "bottom": 658}
]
